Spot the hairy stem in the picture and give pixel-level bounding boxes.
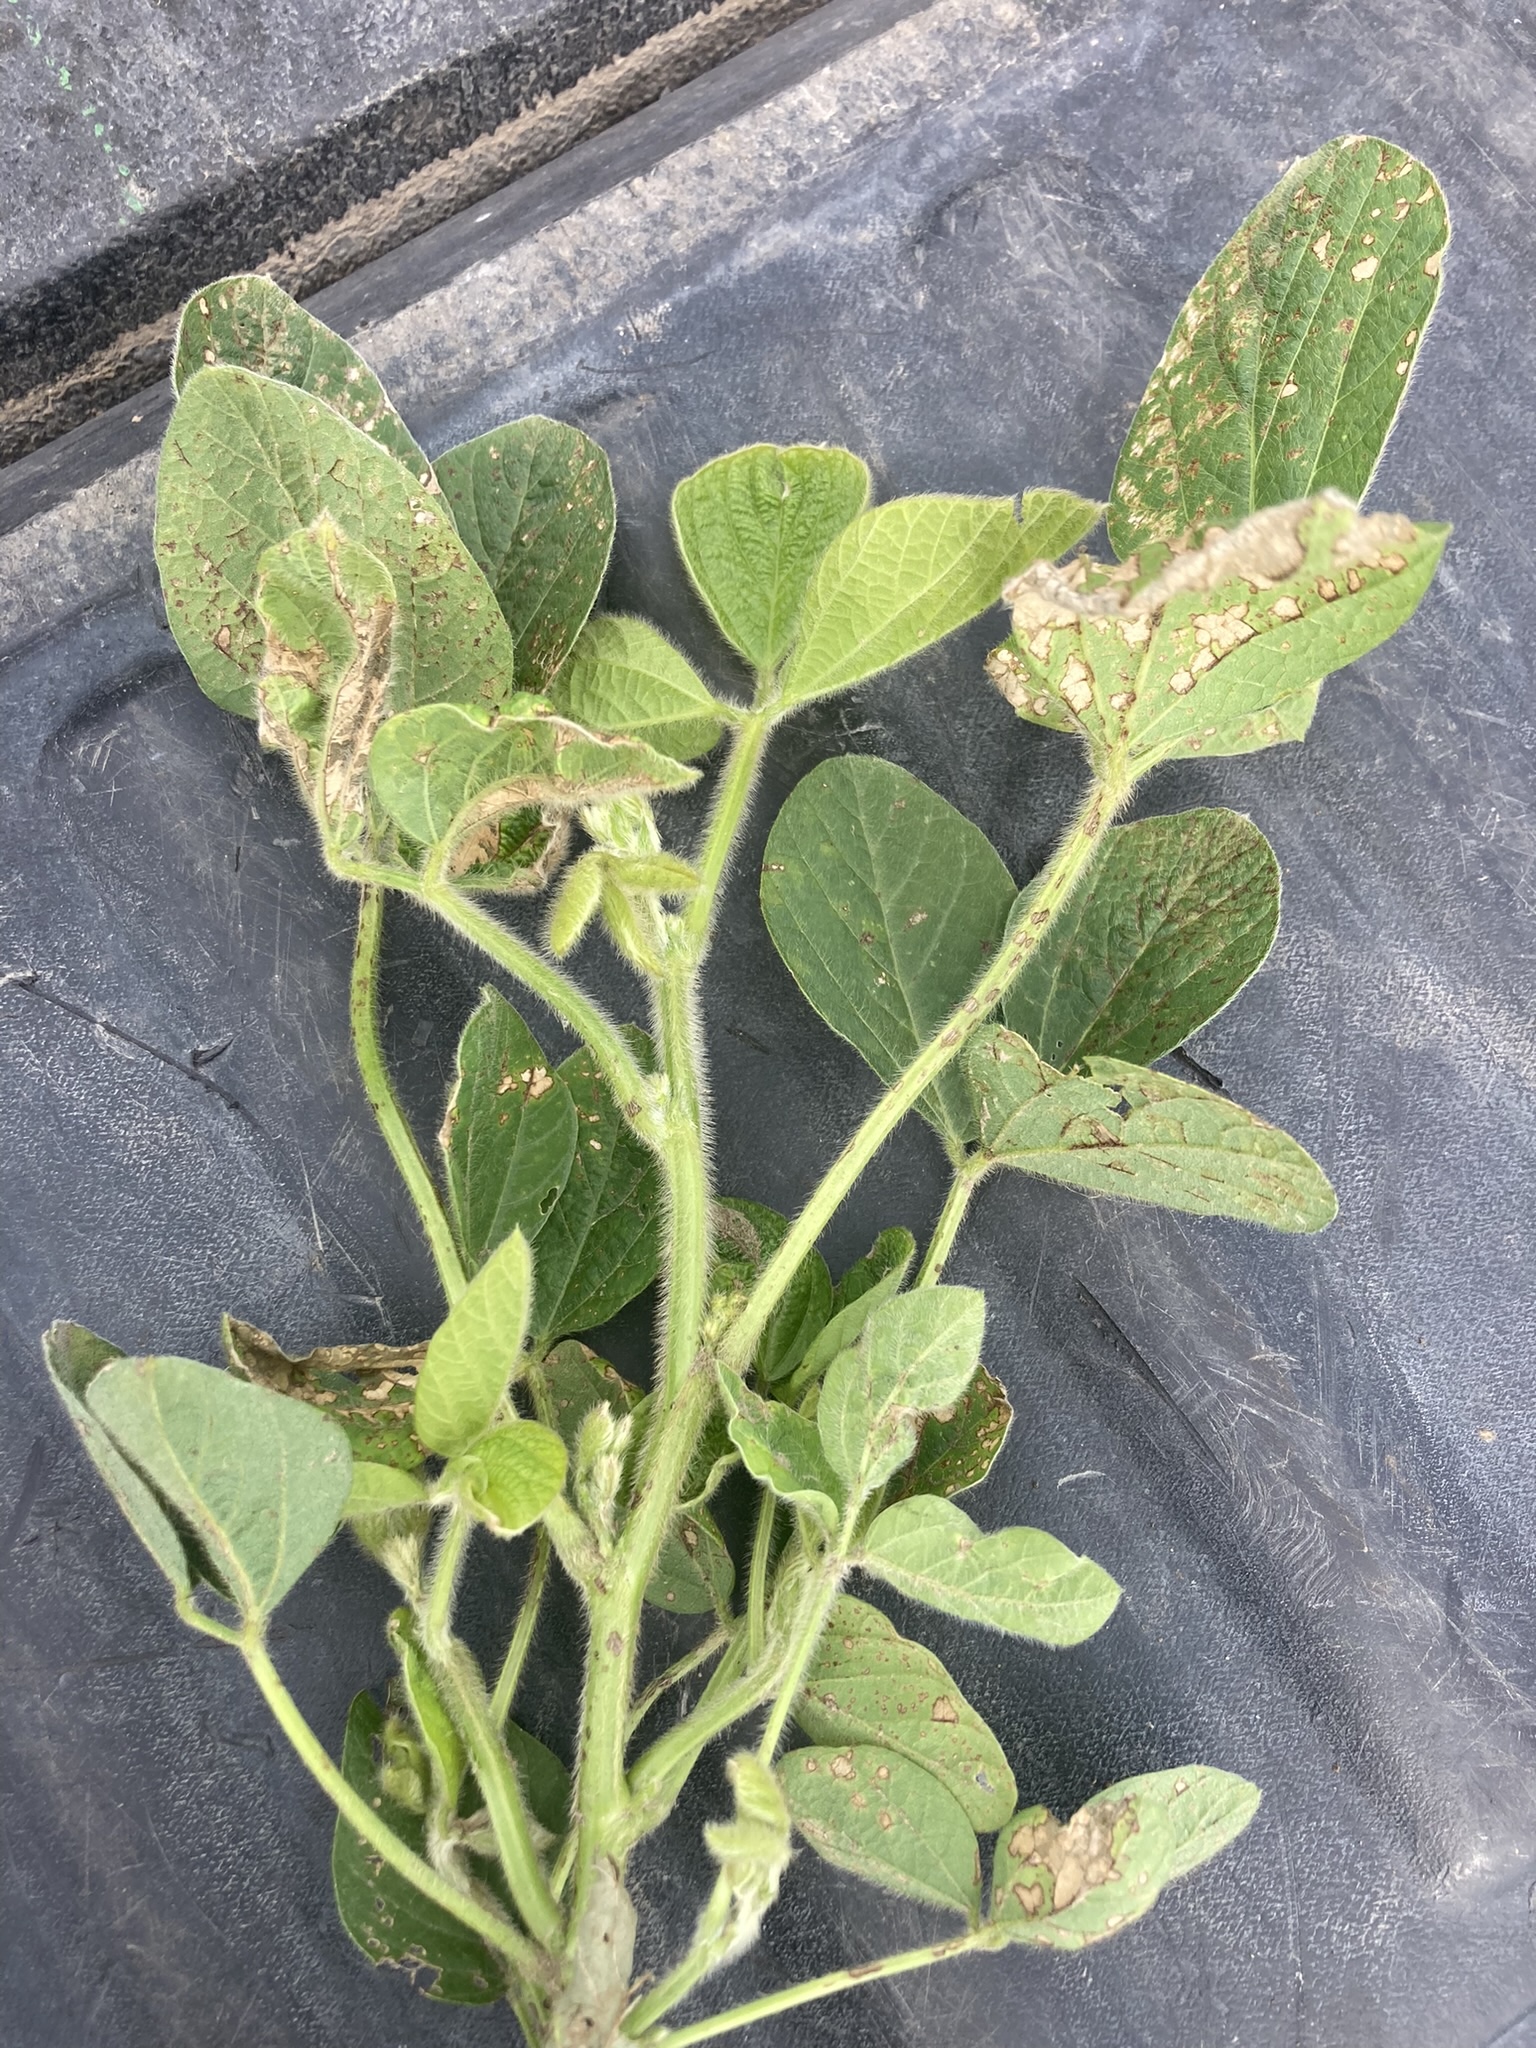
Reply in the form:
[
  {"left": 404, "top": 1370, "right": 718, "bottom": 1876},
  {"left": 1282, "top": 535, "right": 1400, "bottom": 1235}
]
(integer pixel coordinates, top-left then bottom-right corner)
[
  {"left": 626, "top": 1625, "right": 733, "bottom": 1740},
  {"left": 490, "top": 1527, "right": 550, "bottom": 1730},
  {"left": 914, "top": 1154, "right": 989, "bottom": 1288},
  {"left": 350, "top": 886, "right": 467, "bottom": 1304},
  {"left": 682, "top": 711, "right": 771, "bottom": 956}
]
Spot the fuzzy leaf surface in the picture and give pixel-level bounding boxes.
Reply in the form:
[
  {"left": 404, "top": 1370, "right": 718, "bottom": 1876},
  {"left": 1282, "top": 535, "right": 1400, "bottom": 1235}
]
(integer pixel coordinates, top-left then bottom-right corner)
[
  {"left": 645, "top": 1505, "right": 736, "bottom": 1617},
  {"left": 85, "top": 1354, "right": 351, "bottom": 1620},
  {"left": 436, "top": 418, "right": 615, "bottom": 688},
  {"left": 796, "top": 1597, "right": 1016, "bottom": 1830},
  {"left": 779, "top": 490, "right": 1099, "bottom": 706},
  {"left": 780, "top": 1745, "right": 980, "bottom": 1919},
  {"left": 155, "top": 366, "right": 515, "bottom": 718},
  {"left": 414, "top": 1229, "right": 533, "bottom": 1457},
  {"left": 222, "top": 1318, "right": 427, "bottom": 1471},
  {"left": 453, "top": 1418, "right": 567, "bottom": 1536},
  {"left": 671, "top": 443, "right": 871, "bottom": 669},
  {"left": 1109, "top": 137, "right": 1448, "bottom": 557},
  {"left": 718, "top": 1365, "right": 841, "bottom": 1531},
  {"left": 760, "top": 756, "right": 1015, "bottom": 1145},
  {"left": 860, "top": 1495, "right": 1120, "bottom": 1645},
  {"left": 831, "top": 1227, "right": 917, "bottom": 1316},
  {"left": 554, "top": 614, "right": 726, "bottom": 761},
  {"left": 817, "top": 1287, "right": 986, "bottom": 1497},
  {"left": 530, "top": 1341, "right": 644, "bottom": 1454},
  {"left": 442, "top": 989, "right": 578, "bottom": 1273},
  {"left": 968, "top": 1028, "right": 1337, "bottom": 1231},
  {"left": 888, "top": 1363, "right": 1013, "bottom": 1504},
  {"left": 1004, "top": 809, "right": 1280, "bottom": 1069}
]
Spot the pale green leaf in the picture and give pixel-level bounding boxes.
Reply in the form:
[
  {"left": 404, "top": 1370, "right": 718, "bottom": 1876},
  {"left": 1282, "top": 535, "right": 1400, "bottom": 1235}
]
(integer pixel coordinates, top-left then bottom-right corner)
[
  {"left": 1107, "top": 1765, "right": 1262, "bottom": 1883},
  {"left": 887, "top": 1363, "right": 1012, "bottom": 1504},
  {"left": 1004, "top": 809, "right": 1280, "bottom": 1068},
  {"left": 85, "top": 1354, "right": 351, "bottom": 1620},
  {"left": 779, "top": 1745, "right": 980, "bottom": 1919},
  {"left": 760, "top": 756, "right": 1016, "bottom": 1145},
  {"left": 717, "top": 1363, "right": 841, "bottom": 1532},
  {"left": 415, "top": 1228, "right": 533, "bottom": 1457},
  {"left": 645, "top": 1505, "right": 736, "bottom": 1617},
  {"left": 344, "top": 1461, "right": 429, "bottom": 1517},
  {"left": 817, "top": 1287, "right": 985, "bottom": 1497},
  {"left": 794, "top": 1239, "right": 913, "bottom": 1394},
  {"left": 554, "top": 614, "right": 727, "bottom": 761},
  {"left": 779, "top": 490, "right": 1100, "bottom": 707},
  {"left": 155, "top": 365, "right": 516, "bottom": 719},
  {"left": 967, "top": 1028, "right": 1337, "bottom": 1232},
  {"left": 452, "top": 1418, "right": 567, "bottom": 1536},
  {"left": 436, "top": 417, "right": 614, "bottom": 688},
  {"left": 795, "top": 1597, "right": 1016, "bottom": 1830},
  {"left": 671, "top": 443, "right": 870, "bottom": 670},
  {"left": 221, "top": 1317, "right": 427, "bottom": 1471},
  {"left": 1109, "top": 136, "right": 1449, "bottom": 558},
  {"left": 860, "top": 1495, "right": 1120, "bottom": 1646}
]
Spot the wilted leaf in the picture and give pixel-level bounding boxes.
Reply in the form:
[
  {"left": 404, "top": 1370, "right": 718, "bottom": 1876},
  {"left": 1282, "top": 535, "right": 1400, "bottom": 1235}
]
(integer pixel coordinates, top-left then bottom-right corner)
[
  {"left": 859, "top": 1495, "right": 1119, "bottom": 1646},
  {"left": 222, "top": 1316, "right": 428, "bottom": 1471},
  {"left": 644, "top": 1504, "right": 736, "bottom": 1617},
  {"left": 554, "top": 614, "right": 726, "bottom": 761},
  {"left": 1109, "top": 137, "right": 1449, "bottom": 558},
  {"left": 1004, "top": 809, "right": 1280, "bottom": 1069},
  {"left": 760, "top": 756, "right": 1016, "bottom": 1146},
  {"left": 817, "top": 1287, "right": 986, "bottom": 1498},
  {"left": 437, "top": 417, "right": 615, "bottom": 688},
  {"left": 796, "top": 1597, "right": 1016, "bottom": 1830},
  {"left": 717, "top": 1364, "right": 841, "bottom": 1532},
  {"left": 779, "top": 1745, "right": 980, "bottom": 1919},
  {"left": 451, "top": 1418, "right": 567, "bottom": 1536},
  {"left": 414, "top": 1229, "right": 533, "bottom": 1457},
  {"left": 967, "top": 1028, "right": 1337, "bottom": 1232},
  {"left": 887, "top": 1364, "right": 1012, "bottom": 1504}
]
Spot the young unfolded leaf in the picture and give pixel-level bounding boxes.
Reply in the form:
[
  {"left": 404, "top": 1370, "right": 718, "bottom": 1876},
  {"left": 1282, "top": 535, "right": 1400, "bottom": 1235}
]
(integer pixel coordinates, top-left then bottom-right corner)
[
  {"left": 222, "top": 1317, "right": 427, "bottom": 1471},
  {"left": 1004, "top": 809, "right": 1280, "bottom": 1069},
  {"left": 717, "top": 1364, "right": 842, "bottom": 1532},
  {"left": 553, "top": 614, "right": 727, "bottom": 761},
  {"left": 368, "top": 699, "right": 697, "bottom": 885},
  {"left": 817, "top": 1286, "right": 986, "bottom": 1498},
  {"left": 450, "top": 1418, "right": 567, "bottom": 1536},
  {"left": 528, "top": 1340, "right": 644, "bottom": 1453},
  {"left": 156, "top": 366, "right": 516, "bottom": 719},
  {"left": 967, "top": 1028, "right": 1337, "bottom": 1232},
  {"left": 85, "top": 1354, "right": 351, "bottom": 1621},
  {"left": 332, "top": 1691, "right": 505, "bottom": 2004},
  {"left": 792, "top": 1238, "right": 914, "bottom": 1395},
  {"left": 1108, "top": 137, "right": 1448, "bottom": 559},
  {"left": 831, "top": 1226, "right": 917, "bottom": 1317},
  {"left": 414, "top": 1228, "right": 533, "bottom": 1457},
  {"left": 795, "top": 1597, "right": 1016, "bottom": 1830},
  {"left": 860, "top": 1495, "right": 1119, "bottom": 1646},
  {"left": 671, "top": 443, "right": 871, "bottom": 670},
  {"left": 989, "top": 491, "right": 1447, "bottom": 771},
  {"left": 173, "top": 273, "right": 431, "bottom": 477},
  {"left": 645, "top": 1505, "right": 735, "bottom": 1617},
  {"left": 779, "top": 1746, "right": 981, "bottom": 1920},
  {"left": 778, "top": 490, "right": 1099, "bottom": 707},
  {"left": 43, "top": 1322, "right": 192, "bottom": 1599},
  {"left": 760, "top": 757, "right": 1016, "bottom": 1146},
  {"left": 344, "top": 1461, "right": 429, "bottom": 1518},
  {"left": 887, "top": 1363, "right": 1012, "bottom": 1504},
  {"left": 387, "top": 1606, "right": 467, "bottom": 1818},
  {"left": 436, "top": 418, "right": 615, "bottom": 689},
  {"left": 441, "top": 989, "right": 578, "bottom": 1273}
]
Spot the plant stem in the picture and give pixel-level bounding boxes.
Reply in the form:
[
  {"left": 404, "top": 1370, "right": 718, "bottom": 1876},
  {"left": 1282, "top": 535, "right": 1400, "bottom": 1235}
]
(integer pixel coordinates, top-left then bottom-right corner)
[
  {"left": 914, "top": 1155, "right": 989, "bottom": 1288},
  {"left": 622, "top": 1875, "right": 735, "bottom": 2035},
  {"left": 634, "top": 1929, "right": 1000, "bottom": 2047},
  {"left": 626, "top": 1625, "right": 733, "bottom": 1740},
  {"left": 682, "top": 712, "right": 771, "bottom": 955},
  {"left": 350, "top": 886, "right": 468, "bottom": 1304},
  {"left": 491, "top": 1527, "right": 550, "bottom": 1730},
  {"left": 755, "top": 1536, "right": 847, "bottom": 1763},
  {"left": 746, "top": 1488, "right": 777, "bottom": 1666},
  {"left": 721, "top": 768, "right": 1129, "bottom": 1372},
  {"left": 239, "top": 1632, "right": 544, "bottom": 1982}
]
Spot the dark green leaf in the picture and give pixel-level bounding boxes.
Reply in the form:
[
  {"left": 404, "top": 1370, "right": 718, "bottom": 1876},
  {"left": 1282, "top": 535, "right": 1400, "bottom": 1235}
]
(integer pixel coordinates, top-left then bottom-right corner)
[
  {"left": 554, "top": 614, "right": 727, "bottom": 761},
  {"left": 644, "top": 1504, "right": 736, "bottom": 1617},
  {"left": 332, "top": 1690, "right": 505, "bottom": 2003},
  {"left": 717, "top": 1364, "right": 841, "bottom": 1531},
  {"left": 442, "top": 989, "right": 579, "bottom": 1273},
  {"left": 779, "top": 1745, "right": 980, "bottom": 1919},
  {"left": 888, "top": 1364, "right": 1012, "bottom": 1504},
  {"left": 504, "top": 1721, "right": 572, "bottom": 1838},
  {"left": 529, "top": 1340, "right": 644, "bottom": 1455},
  {"left": 671, "top": 443, "right": 871, "bottom": 670},
  {"left": 831, "top": 1226, "right": 917, "bottom": 1316},
  {"left": 817, "top": 1287, "right": 986, "bottom": 1498},
  {"left": 436, "top": 417, "right": 614, "bottom": 688},
  {"left": 1003, "top": 810, "right": 1280, "bottom": 1069},
  {"left": 415, "top": 1229, "right": 533, "bottom": 1457},
  {"left": 760, "top": 756, "right": 1016, "bottom": 1145},
  {"left": 796, "top": 1597, "right": 1016, "bottom": 1830},
  {"left": 1108, "top": 137, "right": 1448, "bottom": 558},
  {"left": 717, "top": 1201, "right": 833, "bottom": 1385},
  {"left": 793, "top": 1244, "right": 913, "bottom": 1395},
  {"left": 451, "top": 1418, "right": 567, "bottom": 1535},
  {"left": 221, "top": 1316, "right": 427, "bottom": 1471}
]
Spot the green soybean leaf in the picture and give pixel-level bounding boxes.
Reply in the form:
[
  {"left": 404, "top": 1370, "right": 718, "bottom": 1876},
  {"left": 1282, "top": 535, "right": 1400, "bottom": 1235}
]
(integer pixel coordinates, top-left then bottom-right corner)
[
  {"left": 796, "top": 1597, "right": 1016, "bottom": 1830},
  {"left": 717, "top": 1203, "right": 834, "bottom": 1386},
  {"left": 155, "top": 365, "right": 516, "bottom": 719},
  {"left": 221, "top": 1317, "right": 428, "bottom": 1471},
  {"left": 42, "top": 1322, "right": 192, "bottom": 1599},
  {"left": 817, "top": 1287, "right": 986, "bottom": 1498},
  {"left": 344, "top": 1462, "right": 429, "bottom": 1517},
  {"left": 554, "top": 614, "right": 727, "bottom": 762},
  {"left": 717, "top": 1364, "right": 841, "bottom": 1532},
  {"left": 1109, "top": 137, "right": 1448, "bottom": 559},
  {"left": 85, "top": 1355, "right": 351, "bottom": 1621},
  {"left": 504, "top": 1721, "right": 573, "bottom": 1837},
  {"left": 332, "top": 1690, "right": 505, "bottom": 2003},
  {"left": 671, "top": 443, "right": 871, "bottom": 670},
  {"left": 1004, "top": 810, "right": 1280, "bottom": 1069},
  {"left": 967, "top": 1028, "right": 1337, "bottom": 1232},
  {"left": 831, "top": 1226, "right": 917, "bottom": 1316},
  {"left": 860, "top": 1495, "right": 1120, "bottom": 1646},
  {"left": 989, "top": 492, "right": 1447, "bottom": 770},
  {"left": 794, "top": 1242, "right": 914, "bottom": 1394},
  {"left": 528, "top": 1044, "right": 662, "bottom": 1347},
  {"left": 441, "top": 989, "right": 579, "bottom": 1273},
  {"left": 414, "top": 1229, "right": 533, "bottom": 1457},
  {"left": 888, "top": 1363, "right": 1013, "bottom": 1504},
  {"left": 369, "top": 698, "right": 698, "bottom": 886},
  {"left": 451, "top": 1418, "right": 567, "bottom": 1536},
  {"left": 761, "top": 756, "right": 1016, "bottom": 1146},
  {"left": 1111, "top": 1766, "right": 1262, "bottom": 1883},
  {"left": 436, "top": 418, "right": 615, "bottom": 689},
  {"left": 173, "top": 274, "right": 430, "bottom": 478},
  {"left": 528, "top": 1340, "right": 644, "bottom": 1454},
  {"left": 387, "top": 1606, "right": 468, "bottom": 1817},
  {"left": 780, "top": 1745, "right": 980, "bottom": 1920},
  {"left": 644, "top": 1505, "right": 736, "bottom": 1617},
  {"left": 779, "top": 490, "right": 1099, "bottom": 708}
]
